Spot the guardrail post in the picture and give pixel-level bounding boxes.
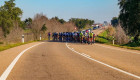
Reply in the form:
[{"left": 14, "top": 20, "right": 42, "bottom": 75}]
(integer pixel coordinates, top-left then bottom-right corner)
[
  {"left": 22, "top": 34, "right": 24, "bottom": 43},
  {"left": 40, "top": 34, "right": 42, "bottom": 40},
  {"left": 113, "top": 37, "right": 114, "bottom": 45}
]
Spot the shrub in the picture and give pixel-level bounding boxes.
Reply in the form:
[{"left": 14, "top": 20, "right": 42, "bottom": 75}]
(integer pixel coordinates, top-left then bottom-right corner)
[
  {"left": 0, "top": 42, "right": 3, "bottom": 44},
  {"left": 96, "top": 37, "right": 109, "bottom": 43},
  {"left": 106, "top": 26, "right": 116, "bottom": 40},
  {"left": 4, "top": 27, "right": 23, "bottom": 44},
  {"left": 115, "top": 26, "right": 130, "bottom": 44}
]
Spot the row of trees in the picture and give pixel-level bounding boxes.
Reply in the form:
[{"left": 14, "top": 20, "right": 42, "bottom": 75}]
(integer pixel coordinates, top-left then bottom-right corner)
[
  {"left": 23, "top": 16, "right": 95, "bottom": 32},
  {"left": 0, "top": 0, "right": 94, "bottom": 41},
  {"left": 51, "top": 16, "right": 66, "bottom": 24},
  {"left": 69, "top": 18, "right": 94, "bottom": 29},
  {"left": 50, "top": 17, "right": 95, "bottom": 29}
]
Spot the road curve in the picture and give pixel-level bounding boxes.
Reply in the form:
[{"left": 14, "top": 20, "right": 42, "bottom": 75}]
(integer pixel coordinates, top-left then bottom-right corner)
[{"left": 5, "top": 41, "right": 138, "bottom": 80}]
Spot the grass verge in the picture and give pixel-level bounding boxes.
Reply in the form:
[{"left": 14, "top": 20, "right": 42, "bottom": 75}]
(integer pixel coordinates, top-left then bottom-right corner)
[
  {"left": 0, "top": 41, "right": 39, "bottom": 52},
  {"left": 96, "top": 31, "right": 140, "bottom": 51}
]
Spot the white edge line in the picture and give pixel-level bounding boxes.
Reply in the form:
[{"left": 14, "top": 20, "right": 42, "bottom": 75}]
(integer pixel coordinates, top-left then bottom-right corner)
[
  {"left": 0, "top": 42, "right": 44, "bottom": 80},
  {"left": 66, "top": 43, "right": 140, "bottom": 79},
  {"left": 95, "top": 44, "right": 140, "bottom": 54},
  {"left": 82, "top": 53, "right": 91, "bottom": 58}
]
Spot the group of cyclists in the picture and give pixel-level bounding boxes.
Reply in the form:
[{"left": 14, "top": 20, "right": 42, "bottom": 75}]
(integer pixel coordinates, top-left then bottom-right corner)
[{"left": 48, "top": 31, "right": 96, "bottom": 45}]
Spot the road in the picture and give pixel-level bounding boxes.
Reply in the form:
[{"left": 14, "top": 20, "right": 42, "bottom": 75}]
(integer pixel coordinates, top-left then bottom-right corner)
[{"left": 0, "top": 29, "right": 140, "bottom": 80}]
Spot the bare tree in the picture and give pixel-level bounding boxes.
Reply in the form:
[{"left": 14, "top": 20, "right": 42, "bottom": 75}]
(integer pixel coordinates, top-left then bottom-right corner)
[
  {"left": 64, "top": 22, "right": 76, "bottom": 32},
  {"left": 31, "top": 13, "right": 47, "bottom": 40},
  {"left": 115, "top": 26, "right": 130, "bottom": 44},
  {"left": 31, "top": 13, "right": 77, "bottom": 40}
]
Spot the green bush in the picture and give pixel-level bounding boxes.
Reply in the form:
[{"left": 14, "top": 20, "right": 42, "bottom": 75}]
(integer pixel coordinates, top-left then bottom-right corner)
[
  {"left": 96, "top": 37, "right": 109, "bottom": 43},
  {"left": 0, "top": 42, "right": 3, "bottom": 44},
  {"left": 98, "top": 31, "right": 108, "bottom": 37},
  {"left": 122, "top": 40, "right": 140, "bottom": 47},
  {"left": 96, "top": 30, "right": 112, "bottom": 43}
]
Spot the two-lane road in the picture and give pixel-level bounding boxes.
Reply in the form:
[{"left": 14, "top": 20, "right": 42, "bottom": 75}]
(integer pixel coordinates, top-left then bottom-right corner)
[{"left": 2, "top": 41, "right": 138, "bottom": 80}]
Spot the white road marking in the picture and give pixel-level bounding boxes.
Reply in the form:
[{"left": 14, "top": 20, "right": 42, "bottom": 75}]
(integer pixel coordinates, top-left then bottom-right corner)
[
  {"left": 95, "top": 44, "right": 140, "bottom": 54},
  {"left": 71, "top": 48, "right": 74, "bottom": 50},
  {"left": 82, "top": 53, "right": 91, "bottom": 58},
  {"left": 66, "top": 43, "right": 140, "bottom": 79},
  {"left": 0, "top": 42, "right": 44, "bottom": 80}
]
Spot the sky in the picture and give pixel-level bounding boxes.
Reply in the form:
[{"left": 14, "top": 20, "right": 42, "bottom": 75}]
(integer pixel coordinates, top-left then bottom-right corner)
[{"left": 0, "top": 0, "right": 120, "bottom": 23}]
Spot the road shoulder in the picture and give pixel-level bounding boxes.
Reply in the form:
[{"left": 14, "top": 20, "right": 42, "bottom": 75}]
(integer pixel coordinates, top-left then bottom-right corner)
[{"left": 0, "top": 42, "right": 42, "bottom": 76}]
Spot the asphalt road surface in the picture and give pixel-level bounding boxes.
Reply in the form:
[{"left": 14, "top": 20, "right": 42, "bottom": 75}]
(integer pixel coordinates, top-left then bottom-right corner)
[{"left": 0, "top": 41, "right": 139, "bottom": 80}]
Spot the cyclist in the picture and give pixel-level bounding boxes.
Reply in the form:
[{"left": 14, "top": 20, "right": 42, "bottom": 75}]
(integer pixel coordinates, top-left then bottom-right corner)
[
  {"left": 93, "top": 33, "right": 96, "bottom": 44},
  {"left": 80, "top": 32, "right": 83, "bottom": 44},
  {"left": 89, "top": 32, "right": 93, "bottom": 45},
  {"left": 48, "top": 32, "right": 51, "bottom": 40}
]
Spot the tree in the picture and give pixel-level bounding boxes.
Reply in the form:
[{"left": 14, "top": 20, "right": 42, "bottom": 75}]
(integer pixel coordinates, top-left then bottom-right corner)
[
  {"left": 69, "top": 18, "right": 94, "bottom": 29},
  {"left": 59, "top": 19, "right": 66, "bottom": 24},
  {"left": 41, "top": 24, "right": 47, "bottom": 33},
  {"left": 24, "top": 18, "right": 32, "bottom": 29},
  {"left": 51, "top": 16, "right": 66, "bottom": 24},
  {"left": 31, "top": 13, "right": 46, "bottom": 40},
  {"left": 25, "top": 18, "right": 32, "bottom": 25},
  {"left": 111, "top": 17, "right": 118, "bottom": 27},
  {"left": 19, "top": 21, "right": 26, "bottom": 29},
  {"left": 118, "top": 0, "right": 140, "bottom": 41},
  {"left": 89, "top": 20, "right": 94, "bottom": 26},
  {"left": 54, "top": 16, "right": 59, "bottom": 21},
  {"left": 0, "top": 0, "right": 22, "bottom": 37},
  {"left": 75, "top": 19, "right": 86, "bottom": 29}
]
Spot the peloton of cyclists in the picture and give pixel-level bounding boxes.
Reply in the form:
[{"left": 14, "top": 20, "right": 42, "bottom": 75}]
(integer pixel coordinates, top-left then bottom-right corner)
[{"left": 50, "top": 30, "right": 96, "bottom": 44}]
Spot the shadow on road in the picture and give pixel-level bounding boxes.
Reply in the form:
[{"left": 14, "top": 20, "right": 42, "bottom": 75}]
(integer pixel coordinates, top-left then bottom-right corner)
[{"left": 40, "top": 40, "right": 95, "bottom": 45}]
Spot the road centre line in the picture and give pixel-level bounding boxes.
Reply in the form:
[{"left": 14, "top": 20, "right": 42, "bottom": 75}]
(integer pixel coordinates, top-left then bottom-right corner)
[
  {"left": 95, "top": 44, "right": 140, "bottom": 54},
  {"left": 66, "top": 43, "right": 140, "bottom": 79},
  {"left": 0, "top": 42, "right": 44, "bottom": 80}
]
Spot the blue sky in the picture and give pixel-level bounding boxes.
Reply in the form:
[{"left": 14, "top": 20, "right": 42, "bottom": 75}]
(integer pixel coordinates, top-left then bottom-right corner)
[{"left": 0, "top": 0, "right": 120, "bottom": 23}]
